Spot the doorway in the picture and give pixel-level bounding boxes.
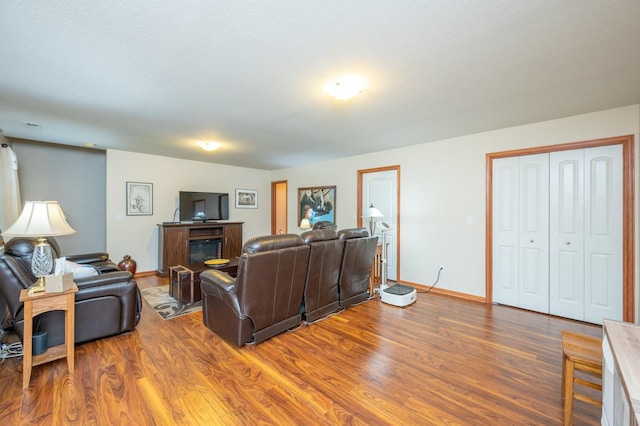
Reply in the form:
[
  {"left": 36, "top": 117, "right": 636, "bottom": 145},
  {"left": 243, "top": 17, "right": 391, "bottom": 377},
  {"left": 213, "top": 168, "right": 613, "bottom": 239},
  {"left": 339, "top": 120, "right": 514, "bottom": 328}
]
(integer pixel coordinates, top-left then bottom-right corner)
[
  {"left": 357, "top": 166, "right": 400, "bottom": 281},
  {"left": 271, "top": 180, "right": 287, "bottom": 235}
]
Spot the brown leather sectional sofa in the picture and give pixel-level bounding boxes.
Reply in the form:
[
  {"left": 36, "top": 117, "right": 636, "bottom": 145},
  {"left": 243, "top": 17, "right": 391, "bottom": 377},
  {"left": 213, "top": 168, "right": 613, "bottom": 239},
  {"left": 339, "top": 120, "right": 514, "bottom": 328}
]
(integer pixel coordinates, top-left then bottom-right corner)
[
  {"left": 200, "top": 228, "right": 378, "bottom": 346},
  {"left": 0, "top": 237, "right": 141, "bottom": 348}
]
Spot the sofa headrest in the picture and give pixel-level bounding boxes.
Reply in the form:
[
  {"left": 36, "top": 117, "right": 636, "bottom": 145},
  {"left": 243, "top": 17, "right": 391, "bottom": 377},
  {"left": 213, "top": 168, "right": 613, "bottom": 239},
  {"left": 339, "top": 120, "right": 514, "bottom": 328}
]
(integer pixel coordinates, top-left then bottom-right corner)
[
  {"left": 301, "top": 229, "right": 338, "bottom": 244},
  {"left": 337, "top": 228, "right": 370, "bottom": 240},
  {"left": 312, "top": 221, "right": 336, "bottom": 230},
  {"left": 242, "top": 234, "right": 305, "bottom": 254},
  {"left": 3, "top": 236, "right": 61, "bottom": 259}
]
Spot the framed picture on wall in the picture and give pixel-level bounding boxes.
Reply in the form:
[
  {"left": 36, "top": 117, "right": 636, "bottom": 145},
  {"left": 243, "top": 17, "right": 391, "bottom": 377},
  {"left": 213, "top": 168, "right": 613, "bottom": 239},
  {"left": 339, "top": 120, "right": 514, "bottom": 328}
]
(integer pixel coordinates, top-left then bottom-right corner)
[
  {"left": 126, "top": 182, "right": 153, "bottom": 216},
  {"left": 235, "top": 189, "right": 258, "bottom": 209},
  {"left": 297, "top": 186, "right": 336, "bottom": 228}
]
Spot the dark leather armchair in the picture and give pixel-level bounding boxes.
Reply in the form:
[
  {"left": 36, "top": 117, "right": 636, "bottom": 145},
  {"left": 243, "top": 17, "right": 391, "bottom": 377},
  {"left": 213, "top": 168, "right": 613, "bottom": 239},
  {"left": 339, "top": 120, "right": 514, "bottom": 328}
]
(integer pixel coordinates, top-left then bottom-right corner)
[
  {"left": 337, "top": 228, "right": 378, "bottom": 309},
  {"left": 300, "top": 229, "right": 343, "bottom": 322},
  {"left": 200, "top": 234, "right": 310, "bottom": 346},
  {"left": 0, "top": 237, "right": 141, "bottom": 347}
]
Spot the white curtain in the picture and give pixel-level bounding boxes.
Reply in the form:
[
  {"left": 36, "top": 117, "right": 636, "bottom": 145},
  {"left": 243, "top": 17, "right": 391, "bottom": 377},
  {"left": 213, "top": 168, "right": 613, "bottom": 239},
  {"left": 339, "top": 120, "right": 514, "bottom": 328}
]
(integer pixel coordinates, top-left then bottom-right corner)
[{"left": 0, "top": 130, "right": 22, "bottom": 233}]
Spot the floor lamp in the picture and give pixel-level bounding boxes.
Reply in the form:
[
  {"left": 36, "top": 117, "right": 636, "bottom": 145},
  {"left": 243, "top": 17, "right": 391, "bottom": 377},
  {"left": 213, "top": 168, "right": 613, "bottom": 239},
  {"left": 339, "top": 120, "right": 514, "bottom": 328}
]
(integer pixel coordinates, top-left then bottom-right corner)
[
  {"left": 2, "top": 201, "right": 76, "bottom": 293},
  {"left": 362, "top": 204, "right": 383, "bottom": 236}
]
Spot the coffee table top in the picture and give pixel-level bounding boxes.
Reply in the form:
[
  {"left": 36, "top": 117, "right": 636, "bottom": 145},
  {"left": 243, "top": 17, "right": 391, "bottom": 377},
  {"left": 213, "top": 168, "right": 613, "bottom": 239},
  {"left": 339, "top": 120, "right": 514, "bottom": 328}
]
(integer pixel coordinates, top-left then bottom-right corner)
[{"left": 197, "top": 256, "right": 239, "bottom": 273}]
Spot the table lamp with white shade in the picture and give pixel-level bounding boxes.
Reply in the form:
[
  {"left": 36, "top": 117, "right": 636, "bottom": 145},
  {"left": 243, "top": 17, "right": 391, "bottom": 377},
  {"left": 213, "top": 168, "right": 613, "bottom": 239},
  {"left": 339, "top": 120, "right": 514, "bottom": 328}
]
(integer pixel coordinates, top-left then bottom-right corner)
[{"left": 2, "top": 201, "right": 76, "bottom": 294}]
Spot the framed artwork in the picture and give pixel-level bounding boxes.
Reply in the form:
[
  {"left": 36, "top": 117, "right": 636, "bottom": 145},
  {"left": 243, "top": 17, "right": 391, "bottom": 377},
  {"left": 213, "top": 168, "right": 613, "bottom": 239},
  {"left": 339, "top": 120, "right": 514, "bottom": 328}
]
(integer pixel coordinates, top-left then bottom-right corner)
[
  {"left": 126, "top": 182, "right": 153, "bottom": 216},
  {"left": 297, "top": 186, "right": 336, "bottom": 228},
  {"left": 235, "top": 189, "right": 258, "bottom": 209}
]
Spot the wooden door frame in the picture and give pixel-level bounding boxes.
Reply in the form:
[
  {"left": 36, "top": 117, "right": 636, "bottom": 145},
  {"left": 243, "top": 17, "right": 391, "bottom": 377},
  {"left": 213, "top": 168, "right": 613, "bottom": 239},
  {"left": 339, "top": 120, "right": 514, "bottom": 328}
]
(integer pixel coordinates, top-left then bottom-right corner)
[
  {"left": 270, "top": 180, "right": 287, "bottom": 235},
  {"left": 357, "top": 165, "right": 401, "bottom": 282},
  {"left": 485, "top": 135, "right": 635, "bottom": 322}
]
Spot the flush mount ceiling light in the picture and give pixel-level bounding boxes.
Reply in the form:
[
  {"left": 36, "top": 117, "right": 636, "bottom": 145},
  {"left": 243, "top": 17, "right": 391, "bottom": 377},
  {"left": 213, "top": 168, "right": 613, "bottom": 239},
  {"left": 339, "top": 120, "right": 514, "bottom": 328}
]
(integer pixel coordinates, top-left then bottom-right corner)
[
  {"left": 23, "top": 121, "right": 41, "bottom": 129},
  {"left": 197, "top": 141, "right": 221, "bottom": 151},
  {"left": 323, "top": 74, "right": 367, "bottom": 100}
]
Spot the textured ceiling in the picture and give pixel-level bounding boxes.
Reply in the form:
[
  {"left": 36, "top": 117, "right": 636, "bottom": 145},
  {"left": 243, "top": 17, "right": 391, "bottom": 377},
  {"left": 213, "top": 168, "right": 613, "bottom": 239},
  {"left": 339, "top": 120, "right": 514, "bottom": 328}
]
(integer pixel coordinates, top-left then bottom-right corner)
[{"left": 1, "top": 1, "right": 639, "bottom": 170}]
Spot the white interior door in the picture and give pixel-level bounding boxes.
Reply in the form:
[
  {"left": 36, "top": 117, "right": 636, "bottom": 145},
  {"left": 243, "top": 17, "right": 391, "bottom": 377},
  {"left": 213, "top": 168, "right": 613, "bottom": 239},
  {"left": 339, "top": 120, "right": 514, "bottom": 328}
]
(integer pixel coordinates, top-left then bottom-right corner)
[
  {"left": 549, "top": 145, "right": 622, "bottom": 324},
  {"left": 362, "top": 170, "right": 397, "bottom": 281},
  {"left": 549, "top": 149, "right": 585, "bottom": 320},
  {"left": 493, "top": 142, "right": 626, "bottom": 325},
  {"left": 583, "top": 145, "right": 623, "bottom": 323},
  {"left": 493, "top": 154, "right": 549, "bottom": 312},
  {"left": 518, "top": 154, "right": 549, "bottom": 313},
  {"left": 492, "top": 157, "right": 519, "bottom": 306}
]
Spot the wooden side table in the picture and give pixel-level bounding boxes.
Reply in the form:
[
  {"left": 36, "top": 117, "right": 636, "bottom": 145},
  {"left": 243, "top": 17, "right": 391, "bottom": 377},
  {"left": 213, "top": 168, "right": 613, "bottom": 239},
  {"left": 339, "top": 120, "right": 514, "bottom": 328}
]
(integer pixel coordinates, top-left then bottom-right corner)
[{"left": 19, "top": 284, "right": 78, "bottom": 389}]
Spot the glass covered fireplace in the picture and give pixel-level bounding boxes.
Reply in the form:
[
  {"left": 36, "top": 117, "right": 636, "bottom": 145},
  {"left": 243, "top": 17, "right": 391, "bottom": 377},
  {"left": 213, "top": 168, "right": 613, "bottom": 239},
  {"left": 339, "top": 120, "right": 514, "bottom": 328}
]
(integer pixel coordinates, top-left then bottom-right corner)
[{"left": 188, "top": 238, "right": 222, "bottom": 264}]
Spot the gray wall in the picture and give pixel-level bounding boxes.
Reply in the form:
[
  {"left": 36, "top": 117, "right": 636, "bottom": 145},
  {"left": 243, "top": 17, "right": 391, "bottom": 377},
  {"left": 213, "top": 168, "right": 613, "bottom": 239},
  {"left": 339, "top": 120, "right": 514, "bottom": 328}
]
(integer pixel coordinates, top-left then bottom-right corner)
[{"left": 10, "top": 138, "right": 106, "bottom": 255}]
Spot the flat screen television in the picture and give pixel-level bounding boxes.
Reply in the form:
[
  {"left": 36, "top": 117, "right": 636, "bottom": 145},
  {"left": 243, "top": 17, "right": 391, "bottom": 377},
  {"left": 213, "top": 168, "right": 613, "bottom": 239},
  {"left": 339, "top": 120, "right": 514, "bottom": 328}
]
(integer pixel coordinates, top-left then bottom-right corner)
[{"left": 179, "top": 191, "right": 229, "bottom": 222}]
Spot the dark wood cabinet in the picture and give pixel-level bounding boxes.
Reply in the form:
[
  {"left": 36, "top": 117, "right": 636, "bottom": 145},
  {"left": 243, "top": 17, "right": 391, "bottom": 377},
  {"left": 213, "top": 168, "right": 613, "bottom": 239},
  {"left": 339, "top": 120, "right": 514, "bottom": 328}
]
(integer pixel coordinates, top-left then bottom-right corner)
[
  {"left": 157, "top": 222, "right": 243, "bottom": 276},
  {"left": 223, "top": 223, "right": 243, "bottom": 259}
]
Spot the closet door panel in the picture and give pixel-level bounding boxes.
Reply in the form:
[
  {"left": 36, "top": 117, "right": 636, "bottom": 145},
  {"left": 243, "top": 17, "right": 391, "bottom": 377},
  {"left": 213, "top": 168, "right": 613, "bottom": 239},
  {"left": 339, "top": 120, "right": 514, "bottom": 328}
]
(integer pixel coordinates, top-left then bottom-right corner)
[
  {"left": 492, "top": 157, "right": 519, "bottom": 306},
  {"left": 583, "top": 145, "right": 622, "bottom": 324},
  {"left": 556, "top": 250, "right": 582, "bottom": 305},
  {"left": 518, "top": 154, "right": 549, "bottom": 313},
  {"left": 549, "top": 150, "right": 584, "bottom": 321}
]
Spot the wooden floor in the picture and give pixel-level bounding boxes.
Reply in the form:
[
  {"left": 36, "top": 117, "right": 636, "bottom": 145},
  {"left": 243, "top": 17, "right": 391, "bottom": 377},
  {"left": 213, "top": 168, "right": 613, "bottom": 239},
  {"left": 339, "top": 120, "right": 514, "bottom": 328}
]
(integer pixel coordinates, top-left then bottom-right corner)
[{"left": 0, "top": 275, "right": 602, "bottom": 425}]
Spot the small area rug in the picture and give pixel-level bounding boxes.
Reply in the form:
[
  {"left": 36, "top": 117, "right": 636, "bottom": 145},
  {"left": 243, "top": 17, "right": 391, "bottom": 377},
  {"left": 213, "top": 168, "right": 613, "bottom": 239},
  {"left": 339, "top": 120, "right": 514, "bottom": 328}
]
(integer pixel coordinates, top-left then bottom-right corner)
[{"left": 141, "top": 285, "right": 202, "bottom": 320}]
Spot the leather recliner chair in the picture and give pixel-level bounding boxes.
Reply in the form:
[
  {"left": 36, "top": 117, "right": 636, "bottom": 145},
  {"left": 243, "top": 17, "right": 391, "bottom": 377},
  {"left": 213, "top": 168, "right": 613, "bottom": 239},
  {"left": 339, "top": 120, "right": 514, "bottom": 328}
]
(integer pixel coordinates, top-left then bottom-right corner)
[
  {"left": 300, "top": 229, "right": 344, "bottom": 323},
  {"left": 0, "top": 237, "right": 141, "bottom": 347},
  {"left": 312, "top": 221, "right": 337, "bottom": 231},
  {"left": 200, "top": 233, "right": 310, "bottom": 346},
  {"left": 337, "top": 228, "right": 378, "bottom": 309}
]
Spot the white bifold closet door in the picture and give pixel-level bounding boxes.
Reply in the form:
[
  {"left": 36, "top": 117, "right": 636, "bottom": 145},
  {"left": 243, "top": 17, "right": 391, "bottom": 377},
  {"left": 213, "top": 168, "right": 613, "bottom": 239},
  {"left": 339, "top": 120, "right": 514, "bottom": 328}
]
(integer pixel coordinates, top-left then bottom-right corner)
[
  {"left": 549, "top": 145, "right": 622, "bottom": 323},
  {"left": 492, "top": 153, "right": 549, "bottom": 313},
  {"left": 493, "top": 145, "right": 622, "bottom": 325}
]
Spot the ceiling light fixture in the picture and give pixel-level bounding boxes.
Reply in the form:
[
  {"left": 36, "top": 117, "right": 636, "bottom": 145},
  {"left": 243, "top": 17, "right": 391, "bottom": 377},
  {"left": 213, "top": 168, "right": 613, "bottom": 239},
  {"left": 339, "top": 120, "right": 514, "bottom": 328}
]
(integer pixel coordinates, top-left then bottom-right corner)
[
  {"left": 23, "top": 121, "right": 41, "bottom": 129},
  {"left": 323, "top": 74, "right": 367, "bottom": 100},
  {"left": 197, "top": 141, "right": 221, "bottom": 151}
]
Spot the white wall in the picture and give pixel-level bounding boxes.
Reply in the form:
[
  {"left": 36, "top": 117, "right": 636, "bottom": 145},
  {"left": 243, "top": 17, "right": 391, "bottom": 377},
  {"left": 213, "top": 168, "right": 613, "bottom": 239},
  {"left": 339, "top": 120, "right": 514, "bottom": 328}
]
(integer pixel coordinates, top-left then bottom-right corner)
[
  {"left": 104, "top": 105, "right": 639, "bottom": 305},
  {"left": 106, "top": 150, "right": 271, "bottom": 272},
  {"left": 271, "top": 104, "right": 640, "bottom": 300}
]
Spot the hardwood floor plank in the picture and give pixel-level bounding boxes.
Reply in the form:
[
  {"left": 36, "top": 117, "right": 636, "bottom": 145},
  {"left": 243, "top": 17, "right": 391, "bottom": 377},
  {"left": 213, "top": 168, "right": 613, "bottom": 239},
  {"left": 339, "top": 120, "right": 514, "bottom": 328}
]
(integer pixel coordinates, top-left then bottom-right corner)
[{"left": 0, "top": 274, "right": 602, "bottom": 424}]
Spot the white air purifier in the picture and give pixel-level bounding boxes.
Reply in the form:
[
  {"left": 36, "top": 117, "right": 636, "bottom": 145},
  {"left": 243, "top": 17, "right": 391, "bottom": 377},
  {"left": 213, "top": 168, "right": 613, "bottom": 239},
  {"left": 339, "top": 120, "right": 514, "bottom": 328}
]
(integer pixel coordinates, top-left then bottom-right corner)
[{"left": 376, "top": 221, "right": 417, "bottom": 307}]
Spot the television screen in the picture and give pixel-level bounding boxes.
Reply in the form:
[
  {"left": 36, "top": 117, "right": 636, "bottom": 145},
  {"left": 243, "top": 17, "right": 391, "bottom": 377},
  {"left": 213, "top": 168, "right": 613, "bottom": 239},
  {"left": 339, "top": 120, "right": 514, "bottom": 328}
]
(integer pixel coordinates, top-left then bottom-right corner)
[{"left": 179, "top": 191, "right": 229, "bottom": 222}]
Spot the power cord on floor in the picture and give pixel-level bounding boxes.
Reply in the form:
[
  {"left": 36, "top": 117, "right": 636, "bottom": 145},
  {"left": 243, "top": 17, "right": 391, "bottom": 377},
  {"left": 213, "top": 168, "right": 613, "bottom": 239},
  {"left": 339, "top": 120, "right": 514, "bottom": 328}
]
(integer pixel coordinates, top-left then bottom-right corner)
[
  {"left": 416, "top": 266, "right": 443, "bottom": 294},
  {"left": 0, "top": 341, "right": 23, "bottom": 363}
]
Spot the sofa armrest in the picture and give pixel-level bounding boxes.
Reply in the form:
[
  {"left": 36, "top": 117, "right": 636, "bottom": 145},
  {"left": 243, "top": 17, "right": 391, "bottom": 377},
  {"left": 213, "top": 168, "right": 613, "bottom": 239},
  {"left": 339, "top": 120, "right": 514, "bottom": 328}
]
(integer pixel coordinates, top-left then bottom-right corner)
[
  {"left": 66, "top": 252, "right": 111, "bottom": 264},
  {"left": 65, "top": 253, "right": 120, "bottom": 274},
  {"left": 74, "top": 271, "right": 141, "bottom": 326},
  {"left": 201, "top": 269, "right": 235, "bottom": 291},
  {"left": 200, "top": 269, "right": 242, "bottom": 315},
  {"left": 74, "top": 271, "right": 133, "bottom": 290}
]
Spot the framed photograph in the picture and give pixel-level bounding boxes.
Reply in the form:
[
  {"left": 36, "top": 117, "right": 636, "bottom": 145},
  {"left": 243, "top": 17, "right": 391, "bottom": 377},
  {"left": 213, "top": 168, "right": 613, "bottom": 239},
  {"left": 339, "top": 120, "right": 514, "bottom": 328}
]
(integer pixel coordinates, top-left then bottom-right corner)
[
  {"left": 126, "top": 182, "right": 153, "bottom": 216},
  {"left": 298, "top": 186, "right": 336, "bottom": 228},
  {"left": 235, "top": 189, "right": 258, "bottom": 209}
]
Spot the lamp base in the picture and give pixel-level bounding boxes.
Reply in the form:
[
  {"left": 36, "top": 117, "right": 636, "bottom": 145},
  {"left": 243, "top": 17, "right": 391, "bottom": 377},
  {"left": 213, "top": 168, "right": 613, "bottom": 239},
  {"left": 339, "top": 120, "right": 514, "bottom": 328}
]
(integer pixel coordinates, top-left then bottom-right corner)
[
  {"left": 30, "top": 237, "right": 53, "bottom": 294},
  {"left": 28, "top": 277, "right": 47, "bottom": 295}
]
